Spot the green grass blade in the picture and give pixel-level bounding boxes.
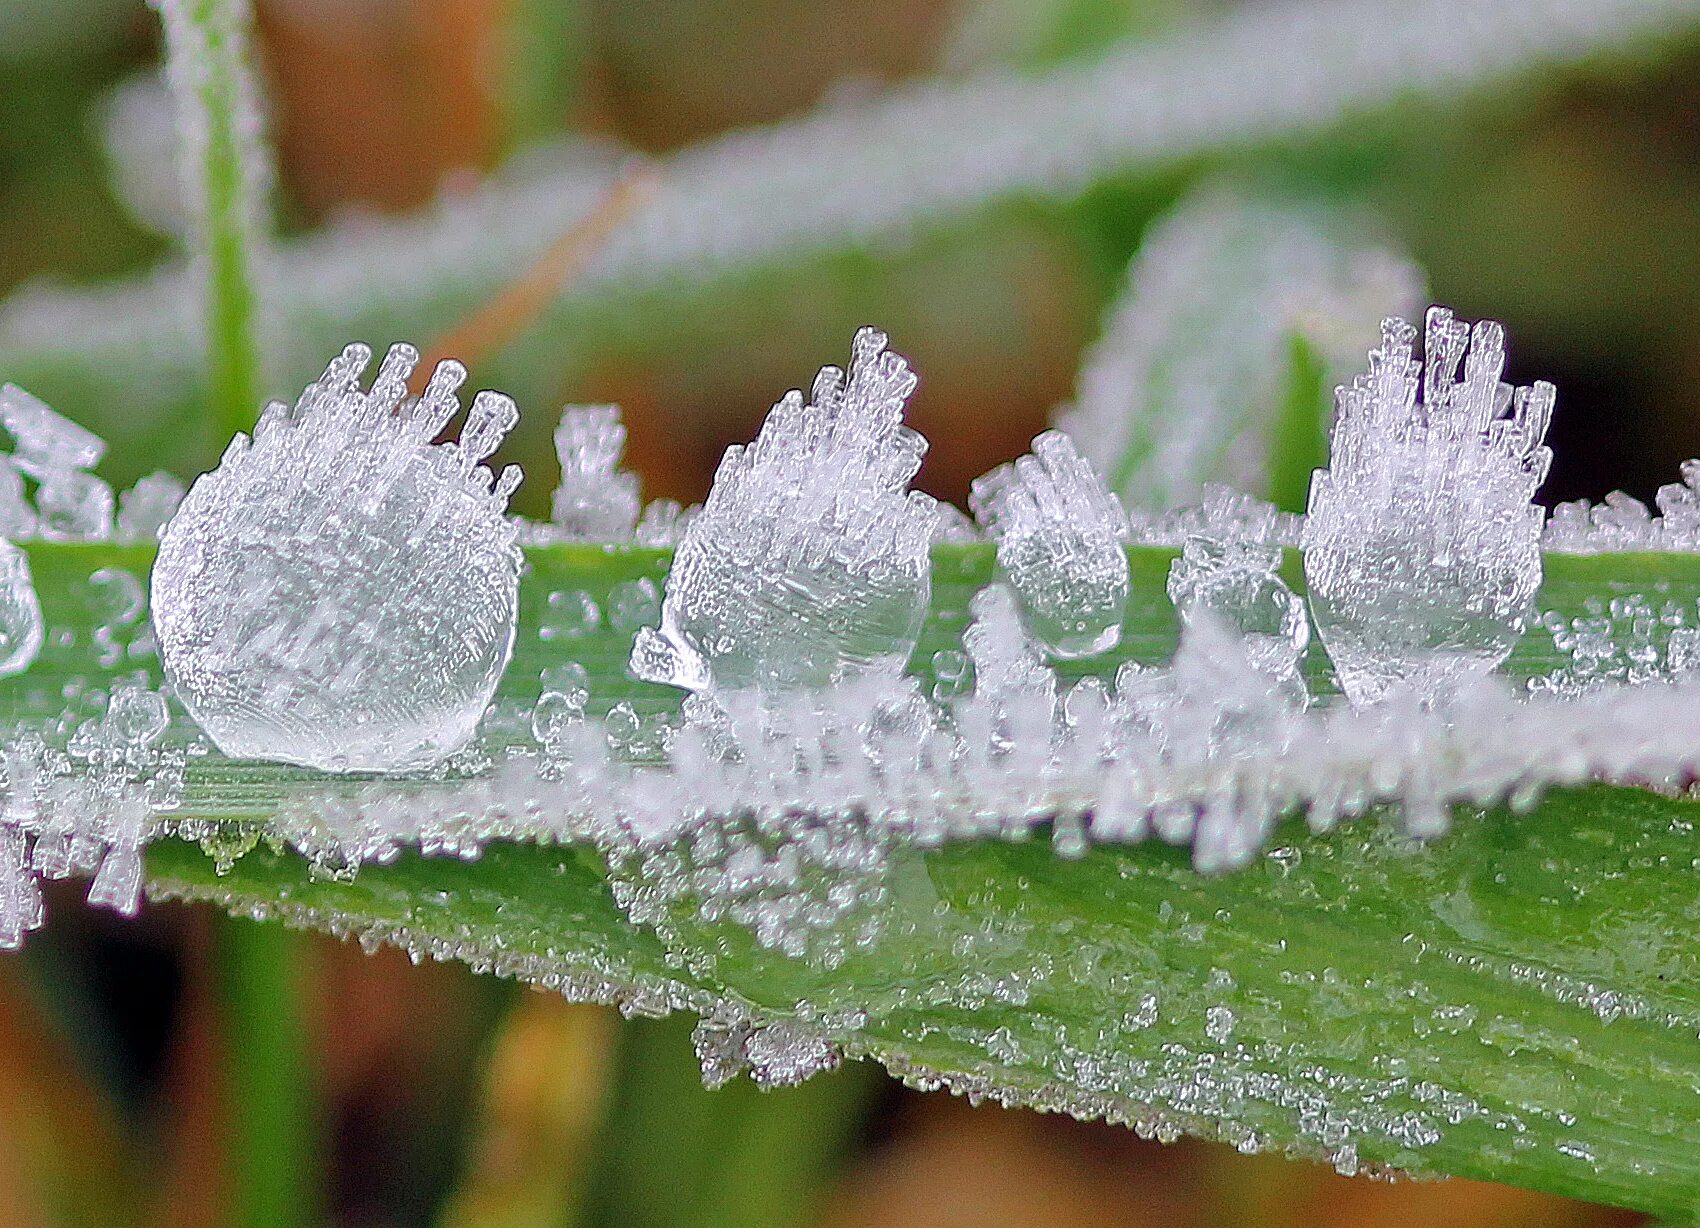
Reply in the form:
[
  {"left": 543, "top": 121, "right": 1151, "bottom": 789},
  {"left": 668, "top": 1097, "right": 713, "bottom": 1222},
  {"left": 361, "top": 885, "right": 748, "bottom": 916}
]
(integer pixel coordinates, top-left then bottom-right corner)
[
  {"left": 7, "top": 540, "right": 1700, "bottom": 1213},
  {"left": 219, "top": 917, "right": 314, "bottom": 1228}
]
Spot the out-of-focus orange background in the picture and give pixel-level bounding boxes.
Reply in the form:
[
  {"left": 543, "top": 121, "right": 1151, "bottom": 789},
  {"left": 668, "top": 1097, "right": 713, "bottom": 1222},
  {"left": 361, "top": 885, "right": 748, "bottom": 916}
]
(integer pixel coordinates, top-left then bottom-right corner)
[{"left": 2, "top": 0, "right": 1698, "bottom": 1224}]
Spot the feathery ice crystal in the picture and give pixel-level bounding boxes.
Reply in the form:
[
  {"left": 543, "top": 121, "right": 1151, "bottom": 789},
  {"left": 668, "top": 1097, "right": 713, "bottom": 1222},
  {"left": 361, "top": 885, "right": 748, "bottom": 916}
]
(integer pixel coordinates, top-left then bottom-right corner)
[
  {"left": 0, "top": 384, "right": 114, "bottom": 540},
  {"left": 549, "top": 405, "right": 640, "bottom": 541},
  {"left": 970, "top": 431, "right": 1129, "bottom": 658},
  {"left": 1303, "top": 308, "right": 1553, "bottom": 706},
  {"left": 630, "top": 327, "right": 936, "bottom": 698},
  {"left": 152, "top": 343, "right": 524, "bottom": 772}
]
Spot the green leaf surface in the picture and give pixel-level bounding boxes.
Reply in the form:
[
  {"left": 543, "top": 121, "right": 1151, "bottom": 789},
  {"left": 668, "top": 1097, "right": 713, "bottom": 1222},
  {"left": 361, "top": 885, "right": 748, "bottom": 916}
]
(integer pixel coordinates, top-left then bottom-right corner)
[{"left": 7, "top": 541, "right": 1700, "bottom": 1214}]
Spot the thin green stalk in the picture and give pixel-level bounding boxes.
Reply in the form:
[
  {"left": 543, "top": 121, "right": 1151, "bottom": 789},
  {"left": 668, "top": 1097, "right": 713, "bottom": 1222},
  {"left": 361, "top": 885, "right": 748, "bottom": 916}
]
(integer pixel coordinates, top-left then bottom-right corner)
[
  {"left": 1266, "top": 330, "right": 1332, "bottom": 514},
  {"left": 581, "top": 1015, "right": 881, "bottom": 1228},
  {"left": 154, "top": 0, "right": 273, "bottom": 446},
  {"left": 219, "top": 918, "right": 313, "bottom": 1228}
]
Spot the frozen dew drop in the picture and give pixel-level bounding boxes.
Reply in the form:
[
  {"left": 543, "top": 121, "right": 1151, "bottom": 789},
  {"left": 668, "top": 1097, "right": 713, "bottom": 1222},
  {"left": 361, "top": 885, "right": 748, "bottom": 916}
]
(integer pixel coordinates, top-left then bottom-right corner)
[
  {"left": 0, "top": 541, "right": 44, "bottom": 677},
  {"left": 1167, "top": 535, "right": 1308, "bottom": 703},
  {"left": 550, "top": 405, "right": 640, "bottom": 541},
  {"left": 151, "top": 344, "right": 524, "bottom": 773},
  {"left": 630, "top": 328, "right": 935, "bottom": 699},
  {"left": 539, "top": 589, "right": 600, "bottom": 640},
  {"left": 606, "top": 577, "right": 660, "bottom": 636},
  {"left": 970, "top": 430, "right": 1129, "bottom": 659},
  {"left": 1303, "top": 308, "right": 1553, "bottom": 706}
]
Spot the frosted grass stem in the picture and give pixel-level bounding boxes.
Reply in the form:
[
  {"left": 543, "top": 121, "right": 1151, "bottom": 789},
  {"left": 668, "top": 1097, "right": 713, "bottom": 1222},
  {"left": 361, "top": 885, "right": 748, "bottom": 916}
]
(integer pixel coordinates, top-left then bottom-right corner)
[{"left": 153, "top": 0, "right": 273, "bottom": 443}]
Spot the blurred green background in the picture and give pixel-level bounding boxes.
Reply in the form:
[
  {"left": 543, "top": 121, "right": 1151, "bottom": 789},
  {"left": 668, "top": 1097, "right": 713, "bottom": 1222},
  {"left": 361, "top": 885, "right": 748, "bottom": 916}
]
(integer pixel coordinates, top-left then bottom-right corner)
[{"left": 1, "top": 0, "right": 1697, "bottom": 1224}]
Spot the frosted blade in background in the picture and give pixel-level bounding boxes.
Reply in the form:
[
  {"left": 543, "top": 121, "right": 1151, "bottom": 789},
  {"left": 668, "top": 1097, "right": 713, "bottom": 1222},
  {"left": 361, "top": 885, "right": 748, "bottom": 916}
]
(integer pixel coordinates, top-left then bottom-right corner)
[
  {"left": 631, "top": 327, "right": 936, "bottom": 699},
  {"left": 1055, "top": 184, "right": 1422, "bottom": 511},
  {"left": 970, "top": 430, "right": 1129, "bottom": 658},
  {"left": 1302, "top": 308, "right": 1554, "bottom": 707},
  {"left": 151, "top": 343, "right": 525, "bottom": 772}
]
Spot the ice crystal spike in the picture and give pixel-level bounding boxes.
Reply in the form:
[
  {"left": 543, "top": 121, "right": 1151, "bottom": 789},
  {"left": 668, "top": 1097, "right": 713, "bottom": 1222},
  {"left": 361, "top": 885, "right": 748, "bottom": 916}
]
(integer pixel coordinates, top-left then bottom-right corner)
[
  {"left": 969, "top": 431, "right": 1130, "bottom": 659},
  {"left": 551, "top": 405, "right": 640, "bottom": 540},
  {"left": 0, "top": 541, "right": 43, "bottom": 678},
  {"left": 152, "top": 343, "right": 524, "bottom": 773},
  {"left": 963, "top": 583, "right": 1057, "bottom": 711},
  {"left": 630, "top": 327, "right": 936, "bottom": 697},
  {"left": 0, "top": 384, "right": 114, "bottom": 540},
  {"left": 1302, "top": 307, "right": 1554, "bottom": 707},
  {"left": 1167, "top": 536, "right": 1308, "bottom": 704}
]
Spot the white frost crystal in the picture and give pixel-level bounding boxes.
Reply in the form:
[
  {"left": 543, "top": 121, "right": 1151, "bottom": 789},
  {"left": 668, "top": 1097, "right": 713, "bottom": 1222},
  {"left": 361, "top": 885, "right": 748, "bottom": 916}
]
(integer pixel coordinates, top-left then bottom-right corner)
[
  {"left": 0, "top": 384, "right": 114, "bottom": 540},
  {"left": 970, "top": 430, "right": 1129, "bottom": 658},
  {"left": 1303, "top": 308, "right": 1553, "bottom": 706},
  {"left": 116, "top": 471, "right": 186, "bottom": 543},
  {"left": 550, "top": 405, "right": 640, "bottom": 541},
  {"left": 630, "top": 327, "right": 936, "bottom": 697},
  {"left": 152, "top": 343, "right": 524, "bottom": 772},
  {"left": 0, "top": 541, "right": 42, "bottom": 678},
  {"left": 1167, "top": 536, "right": 1308, "bottom": 703}
]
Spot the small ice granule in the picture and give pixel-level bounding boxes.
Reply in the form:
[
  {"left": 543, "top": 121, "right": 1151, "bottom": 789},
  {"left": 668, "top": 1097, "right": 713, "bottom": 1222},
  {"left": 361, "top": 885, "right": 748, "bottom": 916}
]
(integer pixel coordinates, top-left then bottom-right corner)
[
  {"left": 630, "top": 328, "right": 936, "bottom": 698},
  {"left": 0, "top": 384, "right": 114, "bottom": 540},
  {"left": 0, "top": 541, "right": 43, "bottom": 678},
  {"left": 1303, "top": 308, "right": 1553, "bottom": 706},
  {"left": 969, "top": 430, "right": 1129, "bottom": 658},
  {"left": 1167, "top": 535, "right": 1308, "bottom": 703},
  {"left": 550, "top": 405, "right": 640, "bottom": 540},
  {"left": 151, "top": 343, "right": 524, "bottom": 773}
]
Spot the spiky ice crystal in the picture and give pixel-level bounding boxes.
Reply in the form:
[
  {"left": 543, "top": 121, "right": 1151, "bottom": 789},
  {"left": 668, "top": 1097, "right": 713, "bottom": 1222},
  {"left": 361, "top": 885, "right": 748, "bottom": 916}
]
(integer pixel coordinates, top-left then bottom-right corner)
[
  {"left": 1544, "top": 459, "right": 1700, "bottom": 554},
  {"left": 151, "top": 343, "right": 524, "bottom": 772},
  {"left": 1303, "top": 308, "right": 1553, "bottom": 706},
  {"left": 970, "top": 430, "right": 1130, "bottom": 658},
  {"left": 549, "top": 405, "right": 640, "bottom": 541},
  {"left": 630, "top": 327, "right": 936, "bottom": 698},
  {"left": 0, "top": 383, "right": 114, "bottom": 540}
]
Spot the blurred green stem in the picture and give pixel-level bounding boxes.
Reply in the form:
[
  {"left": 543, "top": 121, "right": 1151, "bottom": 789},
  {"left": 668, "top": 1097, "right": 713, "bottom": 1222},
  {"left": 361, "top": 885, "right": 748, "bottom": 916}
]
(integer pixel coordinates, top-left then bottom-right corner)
[
  {"left": 154, "top": 0, "right": 272, "bottom": 445},
  {"left": 581, "top": 1014, "right": 882, "bottom": 1228},
  {"left": 1266, "top": 331, "right": 1331, "bottom": 514},
  {"left": 219, "top": 919, "right": 312, "bottom": 1228}
]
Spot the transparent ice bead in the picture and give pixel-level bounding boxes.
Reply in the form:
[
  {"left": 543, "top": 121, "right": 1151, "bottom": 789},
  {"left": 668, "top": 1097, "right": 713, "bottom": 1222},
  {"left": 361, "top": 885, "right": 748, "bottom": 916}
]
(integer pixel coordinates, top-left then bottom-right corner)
[
  {"left": 151, "top": 343, "right": 524, "bottom": 773},
  {"left": 631, "top": 328, "right": 936, "bottom": 698},
  {"left": 970, "top": 430, "right": 1129, "bottom": 659},
  {"left": 1302, "top": 309, "right": 1553, "bottom": 707}
]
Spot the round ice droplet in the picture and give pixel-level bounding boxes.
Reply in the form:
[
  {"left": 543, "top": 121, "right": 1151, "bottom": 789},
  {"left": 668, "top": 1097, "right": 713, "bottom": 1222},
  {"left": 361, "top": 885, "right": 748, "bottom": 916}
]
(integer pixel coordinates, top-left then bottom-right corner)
[
  {"left": 0, "top": 542, "right": 43, "bottom": 678},
  {"left": 540, "top": 589, "right": 600, "bottom": 640},
  {"left": 151, "top": 346, "right": 524, "bottom": 773},
  {"left": 104, "top": 686, "right": 169, "bottom": 747},
  {"left": 539, "top": 661, "right": 590, "bottom": 709},
  {"left": 531, "top": 690, "right": 584, "bottom": 747},
  {"left": 606, "top": 578, "right": 660, "bottom": 635}
]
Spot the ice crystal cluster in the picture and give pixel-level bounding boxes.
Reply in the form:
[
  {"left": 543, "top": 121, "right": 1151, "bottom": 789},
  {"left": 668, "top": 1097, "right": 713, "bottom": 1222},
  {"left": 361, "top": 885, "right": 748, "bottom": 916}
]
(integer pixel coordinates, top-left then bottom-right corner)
[
  {"left": 1303, "top": 309, "right": 1553, "bottom": 706},
  {"left": 151, "top": 343, "right": 524, "bottom": 772},
  {"left": 6, "top": 313, "right": 1700, "bottom": 1034},
  {"left": 630, "top": 327, "right": 936, "bottom": 699}
]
